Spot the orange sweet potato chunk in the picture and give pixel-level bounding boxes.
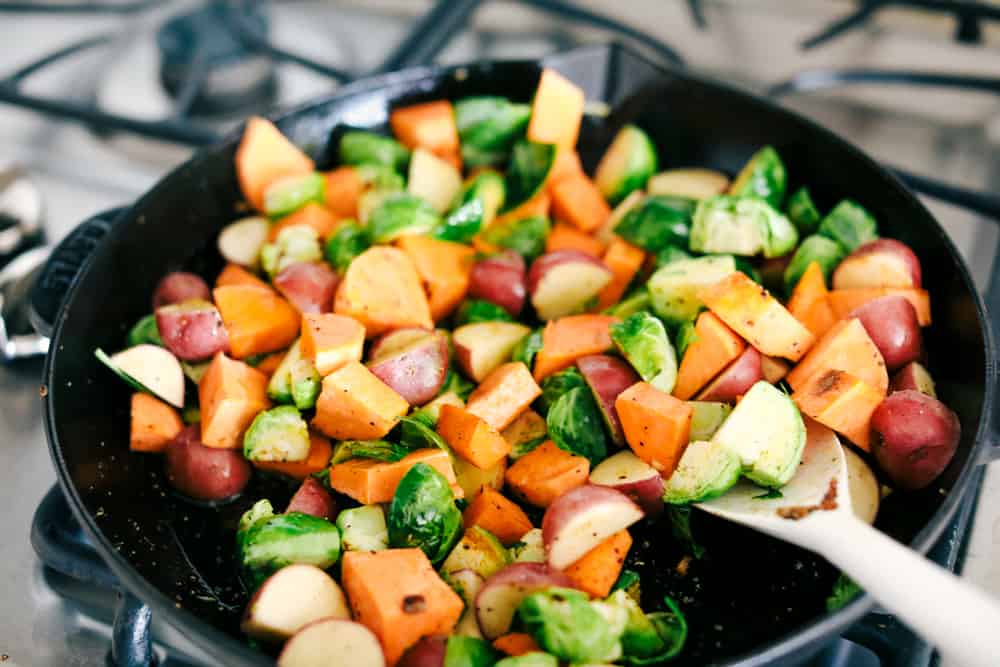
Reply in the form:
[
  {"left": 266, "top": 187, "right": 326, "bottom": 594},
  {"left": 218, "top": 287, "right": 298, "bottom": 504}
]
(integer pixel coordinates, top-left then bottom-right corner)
[
  {"left": 597, "top": 238, "right": 646, "bottom": 310},
  {"left": 564, "top": 529, "right": 632, "bottom": 598},
  {"left": 616, "top": 382, "right": 692, "bottom": 476},
  {"left": 312, "top": 361, "right": 409, "bottom": 440},
  {"left": 214, "top": 285, "right": 299, "bottom": 358},
  {"left": 827, "top": 287, "right": 931, "bottom": 326},
  {"left": 129, "top": 393, "right": 183, "bottom": 453},
  {"left": 787, "top": 261, "right": 837, "bottom": 338},
  {"left": 216, "top": 264, "right": 271, "bottom": 290},
  {"left": 465, "top": 362, "right": 542, "bottom": 431},
  {"left": 493, "top": 633, "right": 541, "bottom": 657},
  {"left": 673, "top": 312, "right": 746, "bottom": 401},
  {"left": 551, "top": 172, "right": 611, "bottom": 233},
  {"left": 390, "top": 100, "right": 461, "bottom": 163},
  {"left": 792, "top": 370, "right": 883, "bottom": 451},
  {"left": 268, "top": 203, "right": 341, "bottom": 242},
  {"left": 437, "top": 404, "right": 512, "bottom": 470},
  {"left": 489, "top": 192, "right": 551, "bottom": 230},
  {"left": 342, "top": 549, "right": 464, "bottom": 666},
  {"left": 786, "top": 318, "right": 888, "bottom": 397},
  {"left": 236, "top": 117, "right": 314, "bottom": 212},
  {"left": 462, "top": 486, "right": 534, "bottom": 546},
  {"left": 545, "top": 222, "right": 606, "bottom": 258},
  {"left": 253, "top": 434, "right": 332, "bottom": 479},
  {"left": 198, "top": 353, "right": 270, "bottom": 449},
  {"left": 396, "top": 235, "right": 475, "bottom": 322},
  {"left": 324, "top": 166, "right": 364, "bottom": 220},
  {"left": 505, "top": 440, "right": 589, "bottom": 507},
  {"left": 533, "top": 314, "right": 618, "bottom": 382},
  {"left": 300, "top": 313, "right": 365, "bottom": 376},
  {"left": 334, "top": 246, "right": 433, "bottom": 337},
  {"left": 328, "top": 448, "right": 459, "bottom": 504}
]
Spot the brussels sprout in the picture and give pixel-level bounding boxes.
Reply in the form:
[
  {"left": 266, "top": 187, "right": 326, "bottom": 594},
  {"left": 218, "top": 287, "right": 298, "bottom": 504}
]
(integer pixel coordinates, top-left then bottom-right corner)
[
  {"left": 594, "top": 124, "right": 659, "bottom": 204},
  {"left": 324, "top": 220, "right": 371, "bottom": 272},
  {"left": 480, "top": 215, "right": 550, "bottom": 261},
  {"left": 441, "top": 526, "right": 511, "bottom": 579},
  {"left": 387, "top": 462, "right": 463, "bottom": 563},
  {"left": 127, "top": 314, "right": 163, "bottom": 347},
  {"left": 457, "top": 170, "right": 506, "bottom": 227},
  {"left": 655, "top": 245, "right": 692, "bottom": 269},
  {"left": 687, "top": 401, "right": 732, "bottom": 440},
  {"left": 435, "top": 197, "right": 484, "bottom": 243},
  {"left": 517, "top": 588, "right": 624, "bottom": 664},
  {"left": 264, "top": 172, "right": 325, "bottom": 219},
  {"left": 243, "top": 406, "right": 311, "bottom": 462},
  {"left": 547, "top": 386, "right": 607, "bottom": 466},
  {"left": 356, "top": 163, "right": 406, "bottom": 191},
  {"left": 267, "top": 340, "right": 320, "bottom": 408},
  {"left": 674, "top": 319, "right": 698, "bottom": 359},
  {"left": 614, "top": 195, "right": 695, "bottom": 252},
  {"left": 667, "top": 506, "right": 704, "bottom": 559},
  {"left": 603, "top": 289, "right": 651, "bottom": 319},
  {"left": 612, "top": 569, "right": 642, "bottom": 603},
  {"left": 728, "top": 145, "right": 787, "bottom": 208},
  {"left": 397, "top": 415, "right": 451, "bottom": 454},
  {"left": 786, "top": 186, "right": 822, "bottom": 235},
  {"left": 663, "top": 439, "right": 741, "bottom": 504},
  {"left": 511, "top": 328, "right": 543, "bottom": 370},
  {"left": 504, "top": 140, "right": 556, "bottom": 209},
  {"left": 647, "top": 255, "right": 736, "bottom": 327},
  {"left": 690, "top": 195, "right": 797, "bottom": 258},
  {"left": 445, "top": 636, "right": 500, "bottom": 667},
  {"left": 762, "top": 207, "right": 799, "bottom": 259},
  {"left": 732, "top": 256, "right": 763, "bottom": 284},
  {"left": 495, "top": 654, "right": 558, "bottom": 667},
  {"left": 260, "top": 225, "right": 322, "bottom": 278},
  {"left": 339, "top": 130, "right": 410, "bottom": 172},
  {"left": 330, "top": 440, "right": 410, "bottom": 465},
  {"left": 368, "top": 193, "right": 442, "bottom": 243},
  {"left": 237, "top": 501, "right": 341, "bottom": 588},
  {"left": 602, "top": 590, "right": 688, "bottom": 665},
  {"left": 336, "top": 504, "right": 388, "bottom": 552},
  {"left": 454, "top": 299, "right": 515, "bottom": 326},
  {"left": 818, "top": 199, "right": 878, "bottom": 252},
  {"left": 827, "top": 573, "right": 862, "bottom": 612},
  {"left": 455, "top": 96, "right": 532, "bottom": 168},
  {"left": 782, "top": 234, "right": 845, "bottom": 294},
  {"left": 611, "top": 311, "right": 678, "bottom": 393},
  {"left": 537, "top": 367, "right": 586, "bottom": 415},
  {"left": 509, "top": 527, "right": 545, "bottom": 563}
]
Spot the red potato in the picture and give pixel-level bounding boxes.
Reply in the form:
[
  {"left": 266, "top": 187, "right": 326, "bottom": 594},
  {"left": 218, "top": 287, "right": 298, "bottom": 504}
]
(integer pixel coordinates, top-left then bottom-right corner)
[
  {"left": 242, "top": 564, "right": 351, "bottom": 642},
  {"left": 475, "top": 563, "right": 575, "bottom": 639},
  {"left": 152, "top": 272, "right": 212, "bottom": 309},
  {"left": 453, "top": 321, "right": 532, "bottom": 382},
  {"left": 527, "top": 250, "right": 613, "bottom": 321},
  {"left": 541, "top": 484, "right": 644, "bottom": 569},
  {"left": 576, "top": 354, "right": 640, "bottom": 447},
  {"left": 891, "top": 361, "right": 937, "bottom": 397},
  {"left": 369, "top": 328, "right": 435, "bottom": 362},
  {"left": 398, "top": 636, "right": 447, "bottom": 667},
  {"left": 278, "top": 619, "right": 385, "bottom": 667},
  {"left": 286, "top": 477, "right": 337, "bottom": 520},
  {"left": 155, "top": 300, "right": 230, "bottom": 361},
  {"left": 832, "top": 239, "right": 922, "bottom": 290},
  {"left": 696, "top": 346, "right": 763, "bottom": 403},
  {"left": 588, "top": 449, "right": 664, "bottom": 517},
  {"left": 274, "top": 262, "right": 339, "bottom": 314},
  {"left": 368, "top": 330, "right": 449, "bottom": 405},
  {"left": 468, "top": 250, "right": 527, "bottom": 317},
  {"left": 871, "top": 390, "right": 960, "bottom": 490},
  {"left": 164, "top": 425, "right": 251, "bottom": 502},
  {"left": 849, "top": 295, "right": 922, "bottom": 371}
]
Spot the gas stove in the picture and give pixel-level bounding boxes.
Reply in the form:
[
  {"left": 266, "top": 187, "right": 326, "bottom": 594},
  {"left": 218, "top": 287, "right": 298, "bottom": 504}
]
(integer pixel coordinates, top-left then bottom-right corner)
[{"left": 2, "top": 2, "right": 1000, "bottom": 666}]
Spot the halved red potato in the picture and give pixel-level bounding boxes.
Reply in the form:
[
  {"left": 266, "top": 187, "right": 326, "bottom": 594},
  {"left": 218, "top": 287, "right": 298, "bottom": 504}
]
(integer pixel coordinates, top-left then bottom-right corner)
[
  {"left": 398, "top": 636, "right": 447, "bottom": 667},
  {"left": 468, "top": 250, "right": 527, "bottom": 317},
  {"left": 527, "top": 250, "right": 613, "bottom": 321},
  {"left": 164, "top": 425, "right": 251, "bottom": 502},
  {"left": 286, "top": 477, "right": 337, "bottom": 520},
  {"left": 452, "top": 321, "right": 531, "bottom": 382},
  {"left": 277, "top": 619, "right": 385, "bottom": 667},
  {"left": 588, "top": 450, "right": 664, "bottom": 517},
  {"left": 696, "top": 346, "right": 763, "bottom": 403},
  {"left": 832, "top": 239, "right": 922, "bottom": 290},
  {"left": 368, "top": 330, "right": 449, "bottom": 406},
  {"left": 541, "top": 484, "right": 643, "bottom": 569},
  {"left": 155, "top": 300, "right": 230, "bottom": 361},
  {"left": 890, "top": 361, "right": 936, "bottom": 397},
  {"left": 242, "top": 564, "right": 351, "bottom": 642},
  {"left": 274, "top": 262, "right": 339, "bottom": 314},
  {"left": 152, "top": 271, "right": 212, "bottom": 309},
  {"left": 475, "top": 563, "right": 575, "bottom": 639},
  {"left": 871, "top": 390, "right": 960, "bottom": 491},
  {"left": 369, "top": 328, "right": 436, "bottom": 362},
  {"left": 576, "top": 354, "right": 639, "bottom": 447},
  {"left": 848, "top": 295, "right": 922, "bottom": 371}
]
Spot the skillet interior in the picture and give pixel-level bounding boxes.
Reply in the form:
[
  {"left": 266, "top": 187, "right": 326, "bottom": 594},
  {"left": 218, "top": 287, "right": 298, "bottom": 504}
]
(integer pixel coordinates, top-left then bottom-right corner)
[{"left": 44, "top": 45, "right": 991, "bottom": 666}]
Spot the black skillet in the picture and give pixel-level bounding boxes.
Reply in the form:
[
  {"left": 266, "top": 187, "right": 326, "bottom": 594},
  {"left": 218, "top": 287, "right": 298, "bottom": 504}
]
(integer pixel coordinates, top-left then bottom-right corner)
[{"left": 32, "top": 44, "right": 999, "bottom": 666}]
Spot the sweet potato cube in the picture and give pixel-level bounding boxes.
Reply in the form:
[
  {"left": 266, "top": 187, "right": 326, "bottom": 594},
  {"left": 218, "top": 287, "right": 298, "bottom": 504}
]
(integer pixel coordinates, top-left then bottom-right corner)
[
  {"left": 533, "top": 314, "right": 618, "bottom": 382},
  {"left": 793, "top": 370, "right": 883, "bottom": 451},
  {"left": 527, "top": 68, "right": 585, "bottom": 149},
  {"left": 673, "top": 312, "right": 746, "bottom": 400},
  {"left": 324, "top": 166, "right": 364, "bottom": 220},
  {"left": 129, "top": 393, "right": 183, "bottom": 453},
  {"left": 235, "top": 116, "right": 314, "bottom": 212},
  {"left": 214, "top": 284, "right": 300, "bottom": 358},
  {"left": 616, "top": 382, "right": 692, "bottom": 476},
  {"left": 437, "top": 404, "right": 512, "bottom": 470},
  {"left": 466, "top": 362, "right": 542, "bottom": 431},
  {"left": 300, "top": 313, "right": 365, "bottom": 376},
  {"left": 342, "top": 548, "right": 464, "bottom": 666},
  {"left": 505, "top": 441, "right": 589, "bottom": 507},
  {"left": 215, "top": 263, "right": 271, "bottom": 290},
  {"left": 493, "top": 633, "right": 541, "bottom": 657},
  {"left": 198, "top": 353, "right": 270, "bottom": 448},
  {"left": 700, "top": 271, "right": 815, "bottom": 361},
  {"left": 597, "top": 238, "right": 646, "bottom": 310},
  {"left": 312, "top": 361, "right": 409, "bottom": 440},
  {"left": 545, "top": 221, "right": 606, "bottom": 258},
  {"left": 462, "top": 486, "right": 534, "bottom": 546},
  {"left": 564, "top": 529, "right": 632, "bottom": 598},
  {"left": 827, "top": 287, "right": 931, "bottom": 326},
  {"left": 787, "top": 261, "right": 837, "bottom": 338},
  {"left": 551, "top": 172, "right": 611, "bottom": 233},
  {"left": 334, "top": 246, "right": 433, "bottom": 337},
  {"left": 396, "top": 235, "right": 475, "bottom": 321},
  {"left": 268, "top": 202, "right": 341, "bottom": 242},
  {"left": 389, "top": 100, "right": 460, "bottom": 162},
  {"left": 253, "top": 433, "right": 332, "bottom": 479},
  {"left": 786, "top": 318, "right": 888, "bottom": 396},
  {"left": 328, "top": 448, "right": 459, "bottom": 504}
]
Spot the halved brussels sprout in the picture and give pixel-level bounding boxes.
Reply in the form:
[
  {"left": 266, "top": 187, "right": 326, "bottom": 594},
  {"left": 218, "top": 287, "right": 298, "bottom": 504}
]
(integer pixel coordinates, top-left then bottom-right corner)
[
  {"left": 663, "top": 439, "right": 741, "bottom": 504},
  {"left": 127, "top": 314, "right": 163, "bottom": 347},
  {"left": 260, "top": 225, "right": 322, "bottom": 278},
  {"left": 647, "top": 255, "right": 735, "bottom": 327},
  {"left": 387, "top": 462, "right": 462, "bottom": 564},
  {"left": 480, "top": 215, "right": 550, "bottom": 261},
  {"left": 614, "top": 195, "right": 694, "bottom": 253},
  {"left": 547, "top": 386, "right": 607, "bottom": 466},
  {"left": 243, "top": 405, "right": 311, "bottom": 463},
  {"left": 339, "top": 130, "right": 410, "bottom": 172},
  {"left": 455, "top": 96, "right": 532, "bottom": 168},
  {"left": 517, "top": 588, "right": 624, "bottom": 664},
  {"left": 594, "top": 124, "right": 658, "bottom": 204},
  {"left": 818, "top": 199, "right": 878, "bottom": 252},
  {"left": 368, "top": 193, "right": 442, "bottom": 243},
  {"left": 611, "top": 311, "right": 678, "bottom": 393},
  {"left": 264, "top": 172, "right": 325, "bottom": 218},
  {"left": 728, "top": 145, "right": 787, "bottom": 208},
  {"left": 782, "top": 234, "right": 845, "bottom": 293},
  {"left": 504, "top": 140, "right": 556, "bottom": 210},
  {"left": 336, "top": 504, "right": 389, "bottom": 552},
  {"left": 786, "top": 186, "right": 822, "bottom": 235},
  {"left": 324, "top": 220, "right": 371, "bottom": 272}
]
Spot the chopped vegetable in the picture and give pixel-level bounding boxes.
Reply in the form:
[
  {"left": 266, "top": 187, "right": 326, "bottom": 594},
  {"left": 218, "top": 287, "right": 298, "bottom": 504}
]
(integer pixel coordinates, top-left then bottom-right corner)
[
  {"left": 501, "top": 408, "right": 548, "bottom": 460},
  {"left": 441, "top": 526, "right": 511, "bottom": 579},
  {"left": 435, "top": 197, "right": 484, "bottom": 244},
  {"left": 407, "top": 148, "right": 463, "bottom": 213},
  {"left": 198, "top": 352, "right": 270, "bottom": 448},
  {"left": 337, "top": 504, "right": 389, "bottom": 552},
  {"left": 544, "top": 221, "right": 605, "bottom": 257},
  {"left": 243, "top": 405, "right": 311, "bottom": 462},
  {"left": 324, "top": 221, "right": 371, "bottom": 272},
  {"left": 547, "top": 386, "right": 608, "bottom": 466},
  {"left": 728, "top": 145, "right": 786, "bottom": 208},
  {"left": 369, "top": 192, "right": 442, "bottom": 242},
  {"left": 511, "top": 329, "right": 543, "bottom": 370},
  {"left": 611, "top": 311, "right": 678, "bottom": 394},
  {"left": 323, "top": 166, "right": 364, "bottom": 219},
  {"left": 505, "top": 140, "right": 557, "bottom": 210},
  {"left": 673, "top": 311, "right": 745, "bottom": 400},
  {"left": 792, "top": 369, "right": 883, "bottom": 451},
  {"left": 236, "top": 117, "right": 314, "bottom": 212},
  {"left": 438, "top": 404, "right": 512, "bottom": 470},
  {"left": 480, "top": 215, "right": 551, "bottom": 261},
  {"left": 594, "top": 124, "right": 658, "bottom": 204},
  {"left": 96, "top": 345, "right": 185, "bottom": 408},
  {"left": 532, "top": 314, "right": 617, "bottom": 382},
  {"left": 455, "top": 96, "right": 532, "bottom": 168},
  {"left": 333, "top": 246, "right": 434, "bottom": 336},
  {"left": 786, "top": 186, "right": 822, "bottom": 235},
  {"left": 564, "top": 529, "right": 632, "bottom": 598},
  {"left": 253, "top": 433, "right": 332, "bottom": 480},
  {"left": 550, "top": 172, "right": 611, "bottom": 232},
  {"left": 237, "top": 502, "right": 341, "bottom": 589},
  {"left": 127, "top": 314, "right": 163, "bottom": 347},
  {"left": 328, "top": 448, "right": 458, "bottom": 504},
  {"left": 517, "top": 587, "right": 624, "bottom": 664},
  {"left": 614, "top": 195, "right": 694, "bottom": 253},
  {"left": 783, "top": 234, "right": 845, "bottom": 294},
  {"left": 264, "top": 172, "right": 325, "bottom": 219},
  {"left": 455, "top": 300, "right": 515, "bottom": 325},
  {"left": 300, "top": 312, "right": 366, "bottom": 377},
  {"left": 597, "top": 238, "right": 646, "bottom": 310},
  {"left": 214, "top": 284, "right": 301, "bottom": 359},
  {"left": 338, "top": 129, "right": 410, "bottom": 172},
  {"left": 787, "top": 261, "right": 837, "bottom": 338},
  {"left": 390, "top": 100, "right": 461, "bottom": 165},
  {"left": 313, "top": 361, "right": 409, "bottom": 440},
  {"left": 647, "top": 168, "right": 730, "bottom": 200},
  {"left": 396, "top": 235, "right": 475, "bottom": 322},
  {"left": 786, "top": 318, "right": 889, "bottom": 397},
  {"left": 260, "top": 225, "right": 322, "bottom": 278},
  {"left": 462, "top": 486, "right": 534, "bottom": 546},
  {"left": 458, "top": 170, "right": 506, "bottom": 227},
  {"left": 687, "top": 401, "right": 732, "bottom": 441},
  {"left": 827, "top": 286, "right": 931, "bottom": 326},
  {"left": 129, "top": 393, "right": 183, "bottom": 453},
  {"left": 663, "top": 440, "right": 741, "bottom": 504},
  {"left": 647, "top": 254, "right": 735, "bottom": 327},
  {"left": 466, "top": 362, "right": 542, "bottom": 431},
  {"left": 690, "top": 195, "right": 797, "bottom": 258},
  {"left": 505, "top": 440, "right": 589, "bottom": 507},
  {"left": 526, "top": 68, "right": 585, "bottom": 149},
  {"left": 818, "top": 199, "right": 878, "bottom": 252},
  {"left": 616, "top": 382, "right": 692, "bottom": 476},
  {"left": 388, "top": 462, "right": 463, "bottom": 563},
  {"left": 537, "top": 366, "right": 586, "bottom": 415}
]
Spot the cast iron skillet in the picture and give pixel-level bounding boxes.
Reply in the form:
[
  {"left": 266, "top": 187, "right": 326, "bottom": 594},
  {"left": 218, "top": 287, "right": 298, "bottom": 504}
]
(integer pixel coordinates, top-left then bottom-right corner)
[{"left": 36, "top": 44, "right": 998, "bottom": 666}]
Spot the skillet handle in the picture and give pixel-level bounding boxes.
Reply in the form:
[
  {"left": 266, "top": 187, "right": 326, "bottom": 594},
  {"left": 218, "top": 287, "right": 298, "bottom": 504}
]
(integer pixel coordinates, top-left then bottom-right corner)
[{"left": 28, "top": 207, "right": 124, "bottom": 339}]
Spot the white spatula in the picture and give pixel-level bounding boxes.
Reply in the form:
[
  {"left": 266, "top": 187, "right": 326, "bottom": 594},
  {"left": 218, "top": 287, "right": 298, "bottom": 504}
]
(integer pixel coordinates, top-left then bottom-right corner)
[{"left": 697, "top": 419, "right": 1000, "bottom": 667}]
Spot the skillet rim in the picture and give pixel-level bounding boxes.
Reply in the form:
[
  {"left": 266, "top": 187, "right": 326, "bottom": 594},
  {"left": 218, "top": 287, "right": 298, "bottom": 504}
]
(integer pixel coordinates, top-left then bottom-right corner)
[{"left": 42, "top": 43, "right": 996, "bottom": 667}]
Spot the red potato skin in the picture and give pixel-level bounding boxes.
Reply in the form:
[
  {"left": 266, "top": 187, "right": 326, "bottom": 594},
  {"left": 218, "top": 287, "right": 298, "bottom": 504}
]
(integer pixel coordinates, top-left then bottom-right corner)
[
  {"left": 526, "top": 249, "right": 609, "bottom": 294},
  {"left": 274, "top": 262, "right": 339, "bottom": 314},
  {"left": 397, "top": 635, "right": 447, "bottom": 667},
  {"left": 890, "top": 361, "right": 936, "bottom": 397},
  {"left": 468, "top": 250, "right": 527, "bottom": 317},
  {"left": 155, "top": 300, "right": 230, "bottom": 361},
  {"left": 164, "top": 425, "right": 251, "bottom": 502},
  {"left": 369, "top": 327, "right": 435, "bottom": 362},
  {"left": 476, "top": 562, "right": 576, "bottom": 638},
  {"left": 576, "top": 354, "right": 640, "bottom": 447},
  {"left": 541, "top": 484, "right": 643, "bottom": 551},
  {"left": 589, "top": 451, "right": 664, "bottom": 517},
  {"left": 832, "top": 239, "right": 922, "bottom": 290},
  {"left": 368, "top": 332, "right": 449, "bottom": 406},
  {"left": 152, "top": 272, "right": 212, "bottom": 309},
  {"left": 286, "top": 477, "right": 337, "bottom": 520},
  {"left": 871, "top": 390, "right": 960, "bottom": 491},
  {"left": 696, "top": 346, "right": 763, "bottom": 402},
  {"left": 849, "top": 295, "right": 922, "bottom": 371}
]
